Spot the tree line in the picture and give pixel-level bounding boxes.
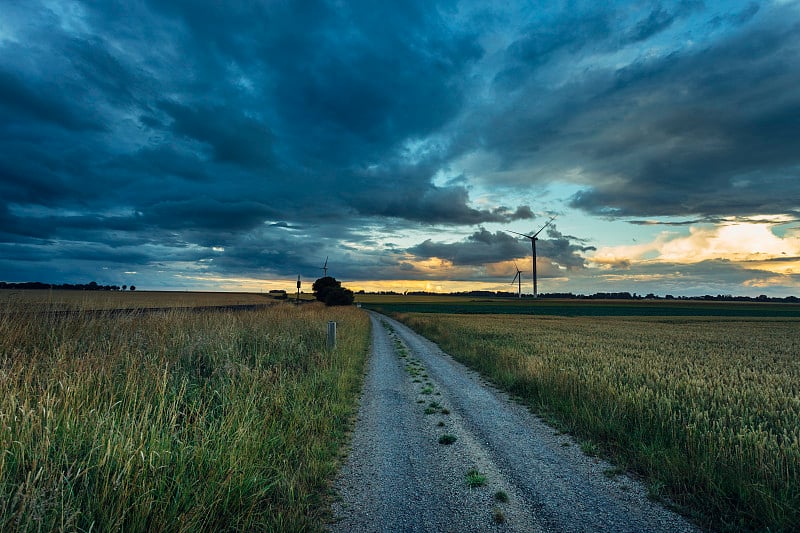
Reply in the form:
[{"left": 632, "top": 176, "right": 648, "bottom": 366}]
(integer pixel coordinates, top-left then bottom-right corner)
[
  {"left": 0, "top": 281, "right": 136, "bottom": 291},
  {"left": 388, "top": 290, "right": 799, "bottom": 303}
]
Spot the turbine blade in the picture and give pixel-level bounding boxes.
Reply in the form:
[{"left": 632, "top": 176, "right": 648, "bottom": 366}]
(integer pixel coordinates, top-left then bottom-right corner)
[
  {"left": 532, "top": 215, "right": 557, "bottom": 238},
  {"left": 507, "top": 229, "right": 534, "bottom": 239}
]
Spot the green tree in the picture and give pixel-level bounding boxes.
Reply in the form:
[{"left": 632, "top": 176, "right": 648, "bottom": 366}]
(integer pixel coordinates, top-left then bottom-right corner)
[
  {"left": 312, "top": 277, "right": 353, "bottom": 306},
  {"left": 312, "top": 276, "right": 339, "bottom": 302},
  {"left": 324, "top": 286, "right": 354, "bottom": 306}
]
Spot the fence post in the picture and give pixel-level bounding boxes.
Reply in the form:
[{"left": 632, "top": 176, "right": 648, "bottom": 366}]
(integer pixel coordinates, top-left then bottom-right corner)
[{"left": 327, "top": 321, "right": 337, "bottom": 350}]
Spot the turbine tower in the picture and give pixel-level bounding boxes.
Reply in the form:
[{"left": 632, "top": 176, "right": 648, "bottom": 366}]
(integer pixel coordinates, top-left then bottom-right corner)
[
  {"left": 321, "top": 256, "right": 329, "bottom": 277},
  {"left": 511, "top": 261, "right": 523, "bottom": 298},
  {"left": 508, "top": 216, "right": 556, "bottom": 298}
]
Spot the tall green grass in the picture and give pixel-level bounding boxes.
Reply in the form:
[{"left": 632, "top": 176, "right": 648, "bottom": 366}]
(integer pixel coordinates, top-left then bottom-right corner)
[
  {"left": 397, "top": 313, "right": 800, "bottom": 532},
  {"left": 0, "top": 303, "right": 369, "bottom": 531}
]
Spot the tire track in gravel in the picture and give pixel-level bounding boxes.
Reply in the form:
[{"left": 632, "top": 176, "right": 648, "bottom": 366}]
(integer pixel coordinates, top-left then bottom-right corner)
[{"left": 329, "top": 312, "right": 698, "bottom": 532}]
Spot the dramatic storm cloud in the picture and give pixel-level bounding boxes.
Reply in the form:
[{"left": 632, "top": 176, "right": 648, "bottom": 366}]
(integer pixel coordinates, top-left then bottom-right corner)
[{"left": 1, "top": 0, "right": 799, "bottom": 295}]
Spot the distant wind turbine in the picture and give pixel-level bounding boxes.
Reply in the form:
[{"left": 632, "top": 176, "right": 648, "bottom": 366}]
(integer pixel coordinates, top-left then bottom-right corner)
[
  {"left": 508, "top": 216, "right": 556, "bottom": 298},
  {"left": 321, "top": 256, "right": 329, "bottom": 277},
  {"left": 511, "top": 261, "right": 523, "bottom": 299}
]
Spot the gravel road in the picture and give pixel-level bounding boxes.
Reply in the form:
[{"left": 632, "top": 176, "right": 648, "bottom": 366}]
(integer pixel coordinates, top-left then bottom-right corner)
[{"left": 330, "top": 312, "right": 698, "bottom": 532}]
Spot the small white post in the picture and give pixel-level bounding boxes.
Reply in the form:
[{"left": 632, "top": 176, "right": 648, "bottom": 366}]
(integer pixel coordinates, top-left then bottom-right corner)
[{"left": 327, "top": 321, "right": 337, "bottom": 350}]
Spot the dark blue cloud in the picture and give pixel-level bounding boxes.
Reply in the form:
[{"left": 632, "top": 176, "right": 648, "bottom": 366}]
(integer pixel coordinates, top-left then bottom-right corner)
[
  {"left": 144, "top": 198, "right": 277, "bottom": 232},
  {"left": 0, "top": 69, "right": 104, "bottom": 131},
  {"left": 409, "top": 224, "right": 590, "bottom": 270},
  {"left": 465, "top": 2, "right": 800, "bottom": 219},
  {"left": 568, "top": 11, "right": 800, "bottom": 217},
  {"left": 0, "top": 0, "right": 797, "bottom": 292},
  {"left": 626, "top": 7, "right": 676, "bottom": 43},
  {"left": 157, "top": 101, "right": 275, "bottom": 170}
]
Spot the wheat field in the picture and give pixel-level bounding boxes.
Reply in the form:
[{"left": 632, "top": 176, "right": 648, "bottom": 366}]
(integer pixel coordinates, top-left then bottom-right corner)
[
  {"left": 397, "top": 313, "right": 800, "bottom": 531},
  {"left": 0, "top": 289, "right": 282, "bottom": 311}
]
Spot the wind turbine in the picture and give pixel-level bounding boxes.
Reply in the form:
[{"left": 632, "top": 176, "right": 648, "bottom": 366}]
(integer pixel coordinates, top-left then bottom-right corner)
[
  {"left": 511, "top": 261, "right": 523, "bottom": 298},
  {"left": 321, "top": 256, "right": 329, "bottom": 277},
  {"left": 508, "top": 216, "right": 556, "bottom": 298}
]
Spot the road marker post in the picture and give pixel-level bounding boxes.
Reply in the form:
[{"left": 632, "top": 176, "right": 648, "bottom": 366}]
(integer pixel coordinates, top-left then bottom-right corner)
[{"left": 327, "top": 321, "right": 337, "bottom": 350}]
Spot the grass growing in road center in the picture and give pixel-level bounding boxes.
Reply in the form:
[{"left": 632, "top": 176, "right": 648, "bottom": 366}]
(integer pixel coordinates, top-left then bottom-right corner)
[
  {"left": 465, "top": 469, "right": 486, "bottom": 488},
  {"left": 438, "top": 434, "right": 457, "bottom": 445}
]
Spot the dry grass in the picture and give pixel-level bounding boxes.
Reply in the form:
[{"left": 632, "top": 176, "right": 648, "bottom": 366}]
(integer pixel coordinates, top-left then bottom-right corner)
[
  {"left": 0, "top": 300, "right": 369, "bottom": 531},
  {"left": 397, "top": 313, "right": 800, "bottom": 531},
  {"left": 0, "top": 289, "right": 287, "bottom": 311}
]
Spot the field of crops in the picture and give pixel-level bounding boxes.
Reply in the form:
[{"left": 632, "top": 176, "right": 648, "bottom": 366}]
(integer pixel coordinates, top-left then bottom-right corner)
[
  {"left": 360, "top": 295, "right": 800, "bottom": 318},
  {"left": 396, "top": 312, "right": 800, "bottom": 531},
  {"left": 0, "top": 299, "right": 370, "bottom": 531},
  {"left": 0, "top": 289, "right": 281, "bottom": 311}
]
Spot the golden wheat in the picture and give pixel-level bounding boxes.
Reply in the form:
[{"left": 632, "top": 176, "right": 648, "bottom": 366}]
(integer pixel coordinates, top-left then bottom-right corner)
[{"left": 398, "top": 313, "right": 800, "bottom": 531}]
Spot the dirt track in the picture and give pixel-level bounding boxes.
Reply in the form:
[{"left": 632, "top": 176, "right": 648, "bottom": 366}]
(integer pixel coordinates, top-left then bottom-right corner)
[{"left": 329, "top": 312, "right": 698, "bottom": 532}]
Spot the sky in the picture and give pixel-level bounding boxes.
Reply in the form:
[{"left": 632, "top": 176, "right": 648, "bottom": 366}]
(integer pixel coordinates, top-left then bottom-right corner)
[{"left": 1, "top": 0, "right": 799, "bottom": 296}]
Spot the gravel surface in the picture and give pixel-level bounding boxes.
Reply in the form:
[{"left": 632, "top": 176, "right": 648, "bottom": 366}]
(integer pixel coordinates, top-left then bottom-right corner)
[{"left": 330, "top": 312, "right": 699, "bottom": 532}]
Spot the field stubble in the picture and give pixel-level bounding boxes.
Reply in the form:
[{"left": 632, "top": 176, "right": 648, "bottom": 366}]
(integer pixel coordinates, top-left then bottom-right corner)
[
  {"left": 0, "top": 301, "right": 370, "bottom": 531},
  {"left": 396, "top": 313, "right": 800, "bottom": 532}
]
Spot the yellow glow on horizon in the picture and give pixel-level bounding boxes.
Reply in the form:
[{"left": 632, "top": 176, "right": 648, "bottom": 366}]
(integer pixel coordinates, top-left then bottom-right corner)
[
  {"left": 173, "top": 274, "right": 518, "bottom": 294},
  {"left": 591, "top": 220, "right": 800, "bottom": 276},
  {"left": 746, "top": 259, "right": 800, "bottom": 276},
  {"left": 399, "top": 256, "right": 479, "bottom": 279},
  {"left": 169, "top": 219, "right": 800, "bottom": 294},
  {"left": 174, "top": 274, "right": 300, "bottom": 293},
  {"left": 345, "top": 279, "right": 507, "bottom": 294},
  {"left": 659, "top": 224, "right": 799, "bottom": 262},
  {"left": 411, "top": 256, "right": 454, "bottom": 271},
  {"left": 485, "top": 259, "right": 528, "bottom": 277},
  {"left": 744, "top": 275, "right": 800, "bottom": 289}
]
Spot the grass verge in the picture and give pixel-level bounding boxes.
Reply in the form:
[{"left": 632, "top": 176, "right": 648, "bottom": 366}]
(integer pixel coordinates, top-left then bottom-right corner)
[{"left": 0, "top": 302, "right": 370, "bottom": 531}]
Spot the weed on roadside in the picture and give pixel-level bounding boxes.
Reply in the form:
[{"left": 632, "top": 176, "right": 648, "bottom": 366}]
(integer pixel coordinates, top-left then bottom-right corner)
[
  {"left": 438, "top": 434, "right": 457, "bottom": 445},
  {"left": 603, "top": 466, "right": 625, "bottom": 479},
  {"left": 492, "top": 507, "right": 506, "bottom": 523},
  {"left": 494, "top": 490, "right": 509, "bottom": 503},
  {"left": 580, "top": 441, "right": 600, "bottom": 456},
  {"left": 647, "top": 479, "right": 665, "bottom": 501},
  {"left": 466, "top": 469, "right": 486, "bottom": 488}
]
